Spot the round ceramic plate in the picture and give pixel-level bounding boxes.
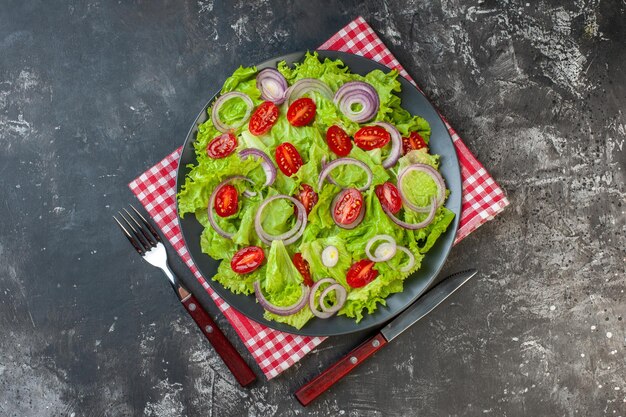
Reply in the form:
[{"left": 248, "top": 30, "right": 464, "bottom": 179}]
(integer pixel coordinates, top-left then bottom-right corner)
[{"left": 176, "top": 50, "right": 461, "bottom": 336}]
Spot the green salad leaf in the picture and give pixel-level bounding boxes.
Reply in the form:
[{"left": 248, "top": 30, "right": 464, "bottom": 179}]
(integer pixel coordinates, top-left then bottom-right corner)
[{"left": 177, "top": 51, "right": 455, "bottom": 329}]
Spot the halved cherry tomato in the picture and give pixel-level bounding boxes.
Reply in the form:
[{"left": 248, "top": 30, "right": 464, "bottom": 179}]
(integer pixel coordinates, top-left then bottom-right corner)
[
  {"left": 214, "top": 184, "right": 238, "bottom": 217},
  {"left": 295, "top": 184, "right": 319, "bottom": 215},
  {"left": 231, "top": 246, "right": 265, "bottom": 274},
  {"left": 346, "top": 259, "right": 379, "bottom": 288},
  {"left": 287, "top": 97, "right": 316, "bottom": 127},
  {"left": 207, "top": 132, "right": 237, "bottom": 159},
  {"left": 326, "top": 125, "right": 353, "bottom": 156},
  {"left": 375, "top": 182, "right": 402, "bottom": 214},
  {"left": 275, "top": 142, "right": 303, "bottom": 176},
  {"left": 293, "top": 253, "right": 313, "bottom": 286},
  {"left": 249, "top": 101, "right": 279, "bottom": 136},
  {"left": 333, "top": 188, "right": 363, "bottom": 226},
  {"left": 402, "top": 131, "right": 427, "bottom": 154},
  {"left": 354, "top": 125, "right": 391, "bottom": 150}
]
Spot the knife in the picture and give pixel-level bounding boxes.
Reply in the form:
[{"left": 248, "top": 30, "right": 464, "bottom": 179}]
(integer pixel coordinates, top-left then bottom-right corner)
[{"left": 294, "top": 269, "right": 478, "bottom": 406}]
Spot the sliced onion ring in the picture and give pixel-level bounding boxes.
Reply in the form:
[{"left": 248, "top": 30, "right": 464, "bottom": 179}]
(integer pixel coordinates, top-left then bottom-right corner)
[
  {"left": 256, "top": 68, "right": 288, "bottom": 104},
  {"left": 239, "top": 148, "right": 277, "bottom": 187},
  {"left": 319, "top": 283, "right": 347, "bottom": 314},
  {"left": 254, "top": 281, "right": 309, "bottom": 316},
  {"left": 383, "top": 198, "right": 438, "bottom": 230},
  {"left": 333, "top": 81, "right": 379, "bottom": 123},
  {"left": 317, "top": 157, "right": 373, "bottom": 192},
  {"left": 309, "top": 278, "right": 337, "bottom": 319},
  {"left": 374, "top": 122, "right": 402, "bottom": 169},
  {"left": 396, "top": 245, "right": 416, "bottom": 273},
  {"left": 211, "top": 91, "right": 254, "bottom": 133},
  {"left": 398, "top": 164, "right": 446, "bottom": 213},
  {"left": 285, "top": 78, "right": 333, "bottom": 105},
  {"left": 365, "top": 234, "right": 397, "bottom": 262},
  {"left": 208, "top": 176, "right": 255, "bottom": 239},
  {"left": 254, "top": 195, "right": 307, "bottom": 245}
]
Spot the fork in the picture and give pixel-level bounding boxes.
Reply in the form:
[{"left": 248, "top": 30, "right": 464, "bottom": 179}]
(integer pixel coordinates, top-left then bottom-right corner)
[{"left": 114, "top": 206, "right": 256, "bottom": 387}]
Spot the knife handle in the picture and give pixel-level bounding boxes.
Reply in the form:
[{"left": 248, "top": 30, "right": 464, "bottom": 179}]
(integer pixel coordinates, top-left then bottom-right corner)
[
  {"left": 180, "top": 291, "right": 256, "bottom": 387},
  {"left": 295, "top": 332, "right": 387, "bottom": 406}
]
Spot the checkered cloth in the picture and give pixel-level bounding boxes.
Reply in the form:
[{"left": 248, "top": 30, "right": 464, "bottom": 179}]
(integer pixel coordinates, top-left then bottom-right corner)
[{"left": 129, "top": 16, "right": 509, "bottom": 380}]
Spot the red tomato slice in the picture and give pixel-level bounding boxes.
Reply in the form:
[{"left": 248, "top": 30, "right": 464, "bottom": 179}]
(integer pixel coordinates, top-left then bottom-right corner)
[
  {"left": 293, "top": 253, "right": 314, "bottom": 286},
  {"left": 207, "top": 132, "right": 237, "bottom": 159},
  {"left": 375, "top": 182, "right": 402, "bottom": 214},
  {"left": 346, "top": 259, "right": 379, "bottom": 288},
  {"left": 326, "top": 125, "right": 353, "bottom": 157},
  {"left": 214, "top": 184, "right": 238, "bottom": 217},
  {"left": 231, "top": 246, "right": 265, "bottom": 274},
  {"left": 354, "top": 125, "right": 391, "bottom": 150},
  {"left": 402, "top": 131, "right": 427, "bottom": 154},
  {"left": 249, "top": 101, "right": 279, "bottom": 136},
  {"left": 333, "top": 188, "right": 363, "bottom": 226},
  {"left": 275, "top": 142, "right": 303, "bottom": 176},
  {"left": 295, "top": 184, "right": 319, "bottom": 215},
  {"left": 287, "top": 98, "right": 316, "bottom": 127}
]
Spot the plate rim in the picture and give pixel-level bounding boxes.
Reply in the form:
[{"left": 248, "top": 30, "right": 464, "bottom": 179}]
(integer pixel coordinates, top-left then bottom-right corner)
[{"left": 175, "top": 50, "right": 461, "bottom": 336}]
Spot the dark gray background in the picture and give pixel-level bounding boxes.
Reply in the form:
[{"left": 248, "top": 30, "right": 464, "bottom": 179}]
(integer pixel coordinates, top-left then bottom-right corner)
[{"left": 1, "top": 1, "right": 624, "bottom": 416}]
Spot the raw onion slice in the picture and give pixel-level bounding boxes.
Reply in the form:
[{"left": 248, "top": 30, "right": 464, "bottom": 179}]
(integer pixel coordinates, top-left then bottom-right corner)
[
  {"left": 211, "top": 91, "right": 254, "bottom": 133},
  {"left": 396, "top": 245, "right": 416, "bottom": 273},
  {"left": 284, "top": 78, "right": 333, "bottom": 105},
  {"left": 309, "top": 278, "right": 337, "bottom": 319},
  {"left": 239, "top": 148, "right": 277, "bottom": 187},
  {"left": 321, "top": 245, "right": 339, "bottom": 267},
  {"left": 365, "top": 234, "right": 397, "bottom": 262},
  {"left": 208, "top": 176, "right": 255, "bottom": 239},
  {"left": 319, "top": 283, "right": 347, "bottom": 314},
  {"left": 254, "top": 195, "right": 307, "bottom": 245},
  {"left": 383, "top": 198, "right": 438, "bottom": 230},
  {"left": 317, "top": 157, "right": 373, "bottom": 192},
  {"left": 256, "top": 68, "right": 288, "bottom": 104},
  {"left": 331, "top": 189, "right": 365, "bottom": 229},
  {"left": 397, "top": 164, "right": 446, "bottom": 213},
  {"left": 253, "top": 281, "right": 309, "bottom": 316},
  {"left": 374, "top": 122, "right": 402, "bottom": 169},
  {"left": 333, "top": 81, "right": 379, "bottom": 123}
]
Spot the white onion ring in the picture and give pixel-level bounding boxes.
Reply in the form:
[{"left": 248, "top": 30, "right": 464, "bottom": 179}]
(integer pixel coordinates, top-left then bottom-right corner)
[
  {"left": 239, "top": 148, "right": 277, "bottom": 187},
  {"left": 317, "top": 157, "right": 373, "bottom": 192},
  {"left": 309, "top": 278, "right": 337, "bottom": 319},
  {"left": 365, "top": 234, "right": 397, "bottom": 262},
  {"left": 398, "top": 163, "right": 446, "bottom": 213},
  {"left": 383, "top": 198, "right": 438, "bottom": 230},
  {"left": 254, "top": 195, "right": 307, "bottom": 245},
  {"left": 396, "top": 246, "right": 416, "bottom": 273},
  {"left": 319, "top": 283, "right": 347, "bottom": 314},
  {"left": 285, "top": 78, "right": 333, "bottom": 105},
  {"left": 256, "top": 68, "right": 288, "bottom": 104},
  {"left": 375, "top": 122, "right": 402, "bottom": 169},
  {"left": 253, "top": 281, "right": 309, "bottom": 316},
  {"left": 333, "top": 81, "right": 379, "bottom": 123},
  {"left": 211, "top": 91, "right": 254, "bottom": 133},
  {"left": 207, "top": 176, "right": 255, "bottom": 239}
]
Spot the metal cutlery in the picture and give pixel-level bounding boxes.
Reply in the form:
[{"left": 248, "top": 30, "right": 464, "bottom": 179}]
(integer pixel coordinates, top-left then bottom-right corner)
[
  {"left": 295, "top": 269, "right": 478, "bottom": 405},
  {"left": 114, "top": 206, "right": 256, "bottom": 387}
]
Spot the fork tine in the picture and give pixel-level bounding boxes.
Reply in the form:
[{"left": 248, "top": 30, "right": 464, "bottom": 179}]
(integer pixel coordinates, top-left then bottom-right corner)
[
  {"left": 123, "top": 208, "right": 156, "bottom": 247},
  {"left": 114, "top": 216, "right": 144, "bottom": 255},
  {"left": 119, "top": 211, "right": 151, "bottom": 251},
  {"left": 130, "top": 205, "right": 162, "bottom": 242}
]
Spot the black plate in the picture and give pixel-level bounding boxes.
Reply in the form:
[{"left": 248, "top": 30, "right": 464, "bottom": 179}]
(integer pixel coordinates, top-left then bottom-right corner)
[{"left": 175, "top": 51, "right": 461, "bottom": 336}]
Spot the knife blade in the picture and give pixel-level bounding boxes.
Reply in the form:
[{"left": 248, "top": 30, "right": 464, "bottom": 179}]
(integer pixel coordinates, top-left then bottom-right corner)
[{"left": 294, "top": 269, "right": 478, "bottom": 406}]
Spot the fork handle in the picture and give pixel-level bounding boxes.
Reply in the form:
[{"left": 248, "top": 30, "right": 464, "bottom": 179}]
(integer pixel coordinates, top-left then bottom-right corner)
[{"left": 180, "top": 292, "right": 256, "bottom": 387}]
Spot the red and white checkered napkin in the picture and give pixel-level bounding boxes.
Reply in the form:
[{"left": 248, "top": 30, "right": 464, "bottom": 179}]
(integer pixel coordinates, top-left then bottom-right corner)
[{"left": 129, "top": 16, "right": 509, "bottom": 380}]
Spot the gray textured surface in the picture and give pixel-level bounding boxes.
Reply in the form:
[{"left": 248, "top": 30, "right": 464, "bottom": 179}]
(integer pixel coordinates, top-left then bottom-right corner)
[{"left": 0, "top": 1, "right": 624, "bottom": 416}]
